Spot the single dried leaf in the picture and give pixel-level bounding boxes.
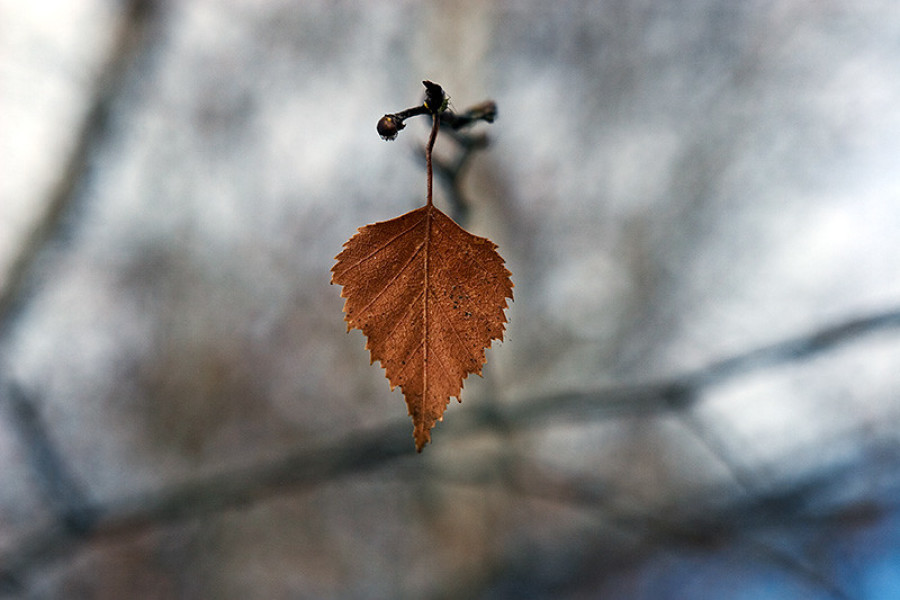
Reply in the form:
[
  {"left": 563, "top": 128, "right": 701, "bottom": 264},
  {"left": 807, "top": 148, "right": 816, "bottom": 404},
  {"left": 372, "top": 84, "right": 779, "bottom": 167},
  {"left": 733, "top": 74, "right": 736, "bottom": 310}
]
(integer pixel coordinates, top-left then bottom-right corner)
[{"left": 332, "top": 205, "right": 513, "bottom": 451}]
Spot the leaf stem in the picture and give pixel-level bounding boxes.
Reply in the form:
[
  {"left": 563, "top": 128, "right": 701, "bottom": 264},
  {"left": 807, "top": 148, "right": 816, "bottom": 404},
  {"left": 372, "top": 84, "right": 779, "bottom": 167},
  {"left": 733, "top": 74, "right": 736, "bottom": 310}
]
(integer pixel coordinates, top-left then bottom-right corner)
[{"left": 425, "top": 113, "right": 440, "bottom": 208}]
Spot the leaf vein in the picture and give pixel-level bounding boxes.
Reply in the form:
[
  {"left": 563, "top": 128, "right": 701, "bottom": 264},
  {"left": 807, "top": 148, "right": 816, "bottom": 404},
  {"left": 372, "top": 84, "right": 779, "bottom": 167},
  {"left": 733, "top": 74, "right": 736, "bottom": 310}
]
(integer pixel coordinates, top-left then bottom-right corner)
[
  {"left": 379, "top": 288, "right": 425, "bottom": 352},
  {"left": 340, "top": 213, "right": 427, "bottom": 274},
  {"left": 396, "top": 339, "right": 425, "bottom": 382},
  {"left": 355, "top": 238, "right": 426, "bottom": 318},
  {"left": 431, "top": 217, "right": 511, "bottom": 299},
  {"left": 427, "top": 283, "right": 481, "bottom": 369}
]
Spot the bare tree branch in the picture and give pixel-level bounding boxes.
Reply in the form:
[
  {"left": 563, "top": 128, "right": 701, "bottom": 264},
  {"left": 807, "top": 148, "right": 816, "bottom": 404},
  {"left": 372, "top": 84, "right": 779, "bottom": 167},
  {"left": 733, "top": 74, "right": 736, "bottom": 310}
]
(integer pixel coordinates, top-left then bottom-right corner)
[
  {"left": 3, "top": 383, "right": 96, "bottom": 534},
  {"left": 500, "top": 308, "right": 900, "bottom": 429},
  {"left": 0, "top": 2, "right": 164, "bottom": 595},
  {"left": 1, "top": 307, "right": 898, "bottom": 592},
  {"left": 411, "top": 447, "right": 881, "bottom": 600},
  {"left": 0, "top": 0, "right": 162, "bottom": 343}
]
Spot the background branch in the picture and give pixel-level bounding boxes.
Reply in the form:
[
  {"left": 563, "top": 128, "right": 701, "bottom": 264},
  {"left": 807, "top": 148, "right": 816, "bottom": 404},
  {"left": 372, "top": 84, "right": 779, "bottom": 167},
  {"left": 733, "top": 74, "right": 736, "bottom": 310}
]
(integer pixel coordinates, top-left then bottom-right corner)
[
  {"left": 1, "top": 307, "right": 897, "bottom": 591},
  {"left": 0, "top": 0, "right": 161, "bottom": 342}
]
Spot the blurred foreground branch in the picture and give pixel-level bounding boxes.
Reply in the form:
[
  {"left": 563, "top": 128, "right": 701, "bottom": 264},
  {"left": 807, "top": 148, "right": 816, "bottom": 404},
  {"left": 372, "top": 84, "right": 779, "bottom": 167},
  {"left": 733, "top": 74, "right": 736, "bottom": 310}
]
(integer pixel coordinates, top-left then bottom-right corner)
[{"left": 1, "top": 307, "right": 899, "bottom": 593}]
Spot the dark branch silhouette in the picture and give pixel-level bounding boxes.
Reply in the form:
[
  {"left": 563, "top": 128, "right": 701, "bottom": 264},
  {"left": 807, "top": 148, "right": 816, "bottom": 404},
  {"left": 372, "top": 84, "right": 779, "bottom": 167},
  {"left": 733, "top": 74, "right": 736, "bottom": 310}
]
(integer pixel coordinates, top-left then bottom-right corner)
[
  {"left": 1, "top": 306, "right": 898, "bottom": 593},
  {"left": 3, "top": 383, "right": 97, "bottom": 534}
]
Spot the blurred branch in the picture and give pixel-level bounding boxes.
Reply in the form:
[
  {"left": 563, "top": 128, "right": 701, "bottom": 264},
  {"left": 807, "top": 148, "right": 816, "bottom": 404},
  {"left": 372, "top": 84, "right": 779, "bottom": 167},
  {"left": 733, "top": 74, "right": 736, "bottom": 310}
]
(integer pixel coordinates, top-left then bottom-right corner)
[
  {"left": 0, "top": 1, "right": 163, "bottom": 595},
  {"left": 0, "top": 420, "right": 416, "bottom": 594},
  {"left": 2, "top": 383, "right": 97, "bottom": 533},
  {"left": 501, "top": 308, "right": 900, "bottom": 428},
  {"left": 2, "top": 307, "right": 899, "bottom": 592},
  {"left": 423, "top": 128, "right": 492, "bottom": 224},
  {"left": 419, "top": 446, "right": 888, "bottom": 600},
  {"left": 0, "top": 0, "right": 161, "bottom": 343},
  {"left": 677, "top": 409, "right": 767, "bottom": 493}
]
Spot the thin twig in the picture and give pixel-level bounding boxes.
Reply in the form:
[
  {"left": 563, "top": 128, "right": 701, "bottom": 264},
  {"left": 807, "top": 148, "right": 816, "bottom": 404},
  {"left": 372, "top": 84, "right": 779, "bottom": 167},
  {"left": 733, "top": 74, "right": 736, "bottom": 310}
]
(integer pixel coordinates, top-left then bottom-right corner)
[
  {"left": 677, "top": 410, "right": 765, "bottom": 494},
  {"left": 425, "top": 113, "right": 439, "bottom": 208},
  {"left": 425, "top": 129, "right": 491, "bottom": 224}
]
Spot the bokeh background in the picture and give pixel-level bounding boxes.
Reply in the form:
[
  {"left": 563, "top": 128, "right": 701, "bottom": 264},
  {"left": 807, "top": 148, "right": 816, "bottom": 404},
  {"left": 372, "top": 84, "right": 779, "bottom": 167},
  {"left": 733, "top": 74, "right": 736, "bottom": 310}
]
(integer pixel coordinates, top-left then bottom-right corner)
[{"left": 2, "top": 1, "right": 900, "bottom": 598}]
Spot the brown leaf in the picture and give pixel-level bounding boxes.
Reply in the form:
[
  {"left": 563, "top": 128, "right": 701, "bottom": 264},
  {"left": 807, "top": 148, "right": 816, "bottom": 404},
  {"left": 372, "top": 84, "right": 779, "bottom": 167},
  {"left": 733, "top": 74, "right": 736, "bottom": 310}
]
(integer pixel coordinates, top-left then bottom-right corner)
[{"left": 332, "top": 205, "right": 513, "bottom": 451}]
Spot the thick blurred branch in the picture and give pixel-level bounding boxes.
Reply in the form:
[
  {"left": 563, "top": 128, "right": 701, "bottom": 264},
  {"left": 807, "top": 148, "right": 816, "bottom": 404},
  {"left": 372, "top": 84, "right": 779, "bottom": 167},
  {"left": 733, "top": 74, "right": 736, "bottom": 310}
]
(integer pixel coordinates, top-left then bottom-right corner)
[
  {"left": 0, "top": 419, "right": 416, "bottom": 595},
  {"left": 504, "top": 308, "right": 900, "bottom": 428},
  {"left": 0, "top": 0, "right": 161, "bottom": 343},
  {"left": 0, "top": 2, "right": 163, "bottom": 595},
  {"left": 1, "top": 307, "right": 899, "bottom": 593}
]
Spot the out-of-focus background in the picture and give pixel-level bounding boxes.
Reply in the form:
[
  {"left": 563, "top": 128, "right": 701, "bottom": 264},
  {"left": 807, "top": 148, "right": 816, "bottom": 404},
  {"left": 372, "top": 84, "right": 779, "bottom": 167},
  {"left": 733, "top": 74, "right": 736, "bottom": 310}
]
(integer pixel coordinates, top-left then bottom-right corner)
[{"left": 2, "top": 1, "right": 900, "bottom": 598}]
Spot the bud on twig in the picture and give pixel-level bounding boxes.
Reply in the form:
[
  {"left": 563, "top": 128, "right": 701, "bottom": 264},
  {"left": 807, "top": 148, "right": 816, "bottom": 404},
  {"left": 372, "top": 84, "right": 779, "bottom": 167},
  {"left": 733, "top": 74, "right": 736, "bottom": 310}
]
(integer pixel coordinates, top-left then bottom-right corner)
[{"left": 376, "top": 81, "right": 495, "bottom": 141}]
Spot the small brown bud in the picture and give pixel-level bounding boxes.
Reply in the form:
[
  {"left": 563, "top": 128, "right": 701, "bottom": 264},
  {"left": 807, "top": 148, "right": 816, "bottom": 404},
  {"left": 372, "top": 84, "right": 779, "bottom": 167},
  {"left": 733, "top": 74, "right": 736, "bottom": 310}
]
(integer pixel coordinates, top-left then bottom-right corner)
[{"left": 377, "top": 115, "right": 403, "bottom": 140}]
